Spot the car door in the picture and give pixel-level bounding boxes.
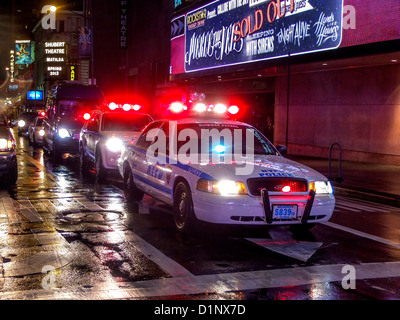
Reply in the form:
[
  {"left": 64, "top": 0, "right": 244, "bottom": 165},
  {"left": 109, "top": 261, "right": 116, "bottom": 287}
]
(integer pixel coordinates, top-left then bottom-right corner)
[
  {"left": 82, "top": 112, "right": 100, "bottom": 161},
  {"left": 129, "top": 121, "right": 170, "bottom": 201}
]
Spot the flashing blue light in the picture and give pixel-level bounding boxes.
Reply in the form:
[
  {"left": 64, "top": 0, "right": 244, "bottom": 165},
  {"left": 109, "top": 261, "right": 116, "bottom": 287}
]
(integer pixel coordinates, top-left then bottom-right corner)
[{"left": 214, "top": 144, "right": 226, "bottom": 153}]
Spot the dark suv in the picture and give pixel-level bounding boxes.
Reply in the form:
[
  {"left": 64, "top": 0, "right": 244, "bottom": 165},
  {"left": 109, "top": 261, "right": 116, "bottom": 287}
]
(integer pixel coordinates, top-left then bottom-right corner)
[
  {"left": 0, "top": 112, "right": 18, "bottom": 185},
  {"left": 43, "top": 82, "right": 106, "bottom": 159}
]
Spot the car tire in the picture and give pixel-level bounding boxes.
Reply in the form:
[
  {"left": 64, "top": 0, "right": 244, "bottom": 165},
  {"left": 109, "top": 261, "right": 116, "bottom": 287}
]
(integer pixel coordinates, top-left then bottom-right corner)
[
  {"left": 173, "top": 181, "right": 196, "bottom": 233},
  {"left": 124, "top": 166, "right": 144, "bottom": 201},
  {"left": 95, "top": 151, "right": 107, "bottom": 182}
]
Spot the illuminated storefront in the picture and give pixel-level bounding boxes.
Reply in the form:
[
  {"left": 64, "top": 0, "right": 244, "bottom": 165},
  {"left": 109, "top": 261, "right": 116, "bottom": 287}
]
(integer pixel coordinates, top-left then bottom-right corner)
[{"left": 170, "top": 0, "right": 400, "bottom": 165}]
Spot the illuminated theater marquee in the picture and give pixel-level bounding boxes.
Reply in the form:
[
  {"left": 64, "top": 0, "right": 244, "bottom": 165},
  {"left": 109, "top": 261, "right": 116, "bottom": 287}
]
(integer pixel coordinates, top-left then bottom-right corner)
[
  {"left": 45, "top": 41, "right": 66, "bottom": 78},
  {"left": 184, "top": 0, "right": 343, "bottom": 72}
]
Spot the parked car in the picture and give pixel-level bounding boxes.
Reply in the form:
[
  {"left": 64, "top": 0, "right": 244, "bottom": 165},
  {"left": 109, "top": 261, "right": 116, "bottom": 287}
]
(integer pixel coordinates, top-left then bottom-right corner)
[
  {"left": 28, "top": 117, "right": 45, "bottom": 147},
  {"left": 43, "top": 81, "right": 107, "bottom": 159},
  {"left": 80, "top": 108, "right": 152, "bottom": 181}
]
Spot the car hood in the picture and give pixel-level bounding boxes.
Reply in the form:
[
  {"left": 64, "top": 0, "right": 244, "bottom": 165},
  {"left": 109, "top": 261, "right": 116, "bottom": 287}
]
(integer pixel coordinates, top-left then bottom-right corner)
[
  {"left": 58, "top": 118, "right": 85, "bottom": 130},
  {"left": 182, "top": 155, "right": 327, "bottom": 182},
  {"left": 102, "top": 131, "right": 141, "bottom": 142}
]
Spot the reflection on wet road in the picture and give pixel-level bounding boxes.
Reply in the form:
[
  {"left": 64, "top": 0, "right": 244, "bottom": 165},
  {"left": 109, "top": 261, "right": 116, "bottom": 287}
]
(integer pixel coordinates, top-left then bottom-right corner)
[{"left": 1, "top": 130, "right": 400, "bottom": 300}]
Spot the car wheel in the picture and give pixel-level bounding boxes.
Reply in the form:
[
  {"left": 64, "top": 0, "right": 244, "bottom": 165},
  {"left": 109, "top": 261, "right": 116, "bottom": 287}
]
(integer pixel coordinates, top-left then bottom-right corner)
[
  {"left": 123, "top": 166, "right": 144, "bottom": 201},
  {"left": 173, "top": 181, "right": 196, "bottom": 233},
  {"left": 95, "top": 151, "right": 107, "bottom": 182}
]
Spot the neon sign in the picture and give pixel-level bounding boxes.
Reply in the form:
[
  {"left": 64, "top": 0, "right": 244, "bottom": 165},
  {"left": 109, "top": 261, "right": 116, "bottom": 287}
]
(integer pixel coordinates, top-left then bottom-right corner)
[{"left": 183, "top": 0, "right": 343, "bottom": 73}]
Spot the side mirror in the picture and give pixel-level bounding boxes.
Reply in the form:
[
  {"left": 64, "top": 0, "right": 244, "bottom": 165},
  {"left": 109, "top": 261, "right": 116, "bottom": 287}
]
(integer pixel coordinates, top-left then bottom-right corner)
[{"left": 276, "top": 145, "right": 287, "bottom": 157}]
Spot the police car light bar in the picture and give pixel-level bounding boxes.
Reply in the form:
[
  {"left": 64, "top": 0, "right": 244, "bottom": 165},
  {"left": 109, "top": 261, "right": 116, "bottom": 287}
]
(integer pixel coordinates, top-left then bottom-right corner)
[{"left": 108, "top": 102, "right": 142, "bottom": 111}]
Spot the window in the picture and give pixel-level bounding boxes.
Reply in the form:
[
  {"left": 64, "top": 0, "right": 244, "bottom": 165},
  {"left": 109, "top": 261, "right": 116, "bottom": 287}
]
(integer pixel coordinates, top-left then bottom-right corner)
[
  {"left": 87, "top": 114, "right": 100, "bottom": 132},
  {"left": 135, "top": 121, "right": 164, "bottom": 150}
]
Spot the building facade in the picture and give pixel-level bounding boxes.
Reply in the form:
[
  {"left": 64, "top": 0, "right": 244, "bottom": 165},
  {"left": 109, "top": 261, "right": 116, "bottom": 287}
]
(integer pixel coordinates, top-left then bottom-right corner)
[
  {"left": 91, "top": 0, "right": 400, "bottom": 166},
  {"left": 169, "top": 0, "right": 400, "bottom": 165},
  {"left": 32, "top": 9, "right": 91, "bottom": 95}
]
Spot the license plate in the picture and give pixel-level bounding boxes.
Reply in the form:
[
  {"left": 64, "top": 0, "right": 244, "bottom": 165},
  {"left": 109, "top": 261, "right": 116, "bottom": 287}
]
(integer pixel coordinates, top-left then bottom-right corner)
[{"left": 272, "top": 205, "right": 297, "bottom": 220}]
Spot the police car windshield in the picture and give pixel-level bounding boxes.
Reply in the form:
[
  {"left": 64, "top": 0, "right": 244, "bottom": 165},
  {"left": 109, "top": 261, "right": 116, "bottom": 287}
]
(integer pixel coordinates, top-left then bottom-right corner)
[
  {"left": 176, "top": 123, "right": 277, "bottom": 156},
  {"left": 59, "top": 99, "right": 102, "bottom": 118},
  {"left": 102, "top": 113, "right": 152, "bottom": 131}
]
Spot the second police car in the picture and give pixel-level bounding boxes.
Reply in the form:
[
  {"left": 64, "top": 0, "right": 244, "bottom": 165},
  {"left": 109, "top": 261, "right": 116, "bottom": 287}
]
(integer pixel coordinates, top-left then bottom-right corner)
[
  {"left": 80, "top": 102, "right": 153, "bottom": 181},
  {"left": 118, "top": 102, "right": 335, "bottom": 232}
]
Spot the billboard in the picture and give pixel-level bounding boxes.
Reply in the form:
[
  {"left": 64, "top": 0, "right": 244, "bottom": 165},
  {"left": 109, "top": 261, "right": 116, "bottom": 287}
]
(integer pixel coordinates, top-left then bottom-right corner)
[
  {"left": 171, "top": 0, "right": 400, "bottom": 76},
  {"left": 15, "top": 40, "right": 35, "bottom": 65},
  {"left": 172, "top": 0, "right": 344, "bottom": 74},
  {"left": 27, "top": 91, "right": 44, "bottom": 101}
]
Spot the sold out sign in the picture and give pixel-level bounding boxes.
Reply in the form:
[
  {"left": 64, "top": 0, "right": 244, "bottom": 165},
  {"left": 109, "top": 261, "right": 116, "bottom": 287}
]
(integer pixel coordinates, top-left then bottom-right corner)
[{"left": 233, "top": 0, "right": 295, "bottom": 43}]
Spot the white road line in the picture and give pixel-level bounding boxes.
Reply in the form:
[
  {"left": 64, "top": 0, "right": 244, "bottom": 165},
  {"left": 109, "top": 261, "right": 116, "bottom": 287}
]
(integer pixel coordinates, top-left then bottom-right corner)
[
  {"left": 121, "top": 229, "right": 194, "bottom": 278},
  {"left": 322, "top": 221, "right": 400, "bottom": 249},
  {"left": 1, "top": 197, "right": 21, "bottom": 225},
  {"left": 2, "top": 261, "right": 400, "bottom": 299}
]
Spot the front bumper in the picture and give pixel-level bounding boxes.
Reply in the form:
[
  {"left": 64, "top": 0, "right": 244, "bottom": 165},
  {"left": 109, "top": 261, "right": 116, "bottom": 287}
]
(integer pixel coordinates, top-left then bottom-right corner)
[
  {"left": 0, "top": 153, "right": 17, "bottom": 175},
  {"left": 192, "top": 190, "right": 335, "bottom": 226}
]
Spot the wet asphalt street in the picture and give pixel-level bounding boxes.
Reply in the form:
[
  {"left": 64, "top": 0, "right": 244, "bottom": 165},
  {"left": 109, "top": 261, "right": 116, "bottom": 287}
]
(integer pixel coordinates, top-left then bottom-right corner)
[{"left": 1, "top": 128, "right": 400, "bottom": 302}]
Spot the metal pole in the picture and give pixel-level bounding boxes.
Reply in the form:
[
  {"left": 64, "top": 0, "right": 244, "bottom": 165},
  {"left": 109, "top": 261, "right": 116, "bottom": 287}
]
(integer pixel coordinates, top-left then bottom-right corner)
[{"left": 285, "top": 53, "right": 291, "bottom": 148}]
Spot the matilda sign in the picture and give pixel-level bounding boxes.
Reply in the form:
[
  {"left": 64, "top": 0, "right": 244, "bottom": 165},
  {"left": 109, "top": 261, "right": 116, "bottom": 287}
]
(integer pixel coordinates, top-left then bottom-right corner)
[{"left": 183, "top": 0, "right": 343, "bottom": 72}]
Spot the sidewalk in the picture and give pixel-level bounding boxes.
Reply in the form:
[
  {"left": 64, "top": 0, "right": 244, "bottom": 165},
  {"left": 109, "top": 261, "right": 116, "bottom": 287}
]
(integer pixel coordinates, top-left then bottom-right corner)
[{"left": 287, "top": 155, "right": 400, "bottom": 207}]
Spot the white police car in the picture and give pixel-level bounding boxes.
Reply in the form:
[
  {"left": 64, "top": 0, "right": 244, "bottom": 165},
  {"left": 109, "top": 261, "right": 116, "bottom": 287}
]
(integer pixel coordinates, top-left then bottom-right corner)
[
  {"left": 80, "top": 104, "right": 153, "bottom": 181},
  {"left": 118, "top": 103, "right": 335, "bottom": 232}
]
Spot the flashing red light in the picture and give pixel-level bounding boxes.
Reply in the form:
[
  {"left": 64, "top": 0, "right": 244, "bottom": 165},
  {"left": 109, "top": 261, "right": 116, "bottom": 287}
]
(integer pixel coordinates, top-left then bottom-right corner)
[
  {"left": 83, "top": 113, "right": 91, "bottom": 121},
  {"left": 214, "top": 103, "right": 227, "bottom": 114},
  {"left": 170, "top": 102, "right": 185, "bottom": 113},
  {"left": 132, "top": 104, "right": 141, "bottom": 111},
  {"left": 122, "top": 104, "right": 131, "bottom": 111},
  {"left": 39, "top": 111, "right": 46, "bottom": 117},
  {"left": 282, "top": 186, "right": 291, "bottom": 193},
  {"left": 228, "top": 105, "right": 239, "bottom": 115},
  {"left": 109, "top": 102, "right": 118, "bottom": 110},
  {"left": 194, "top": 103, "right": 207, "bottom": 113}
]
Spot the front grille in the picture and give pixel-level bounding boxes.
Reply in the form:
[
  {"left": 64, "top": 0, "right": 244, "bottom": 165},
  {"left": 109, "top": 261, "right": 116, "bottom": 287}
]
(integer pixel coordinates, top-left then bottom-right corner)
[{"left": 246, "top": 177, "right": 308, "bottom": 196}]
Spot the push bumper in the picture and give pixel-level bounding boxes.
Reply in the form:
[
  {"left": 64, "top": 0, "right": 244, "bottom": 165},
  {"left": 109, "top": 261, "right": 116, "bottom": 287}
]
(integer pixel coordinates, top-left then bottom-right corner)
[{"left": 192, "top": 190, "right": 335, "bottom": 226}]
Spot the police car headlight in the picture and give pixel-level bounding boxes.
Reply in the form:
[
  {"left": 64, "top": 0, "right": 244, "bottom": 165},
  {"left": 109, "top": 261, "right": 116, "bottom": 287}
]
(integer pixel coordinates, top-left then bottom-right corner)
[
  {"left": 196, "top": 179, "right": 247, "bottom": 196},
  {"left": 309, "top": 181, "right": 333, "bottom": 194},
  {"left": 106, "top": 138, "right": 123, "bottom": 153},
  {"left": 58, "top": 128, "right": 71, "bottom": 139},
  {"left": 18, "top": 120, "right": 26, "bottom": 127}
]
